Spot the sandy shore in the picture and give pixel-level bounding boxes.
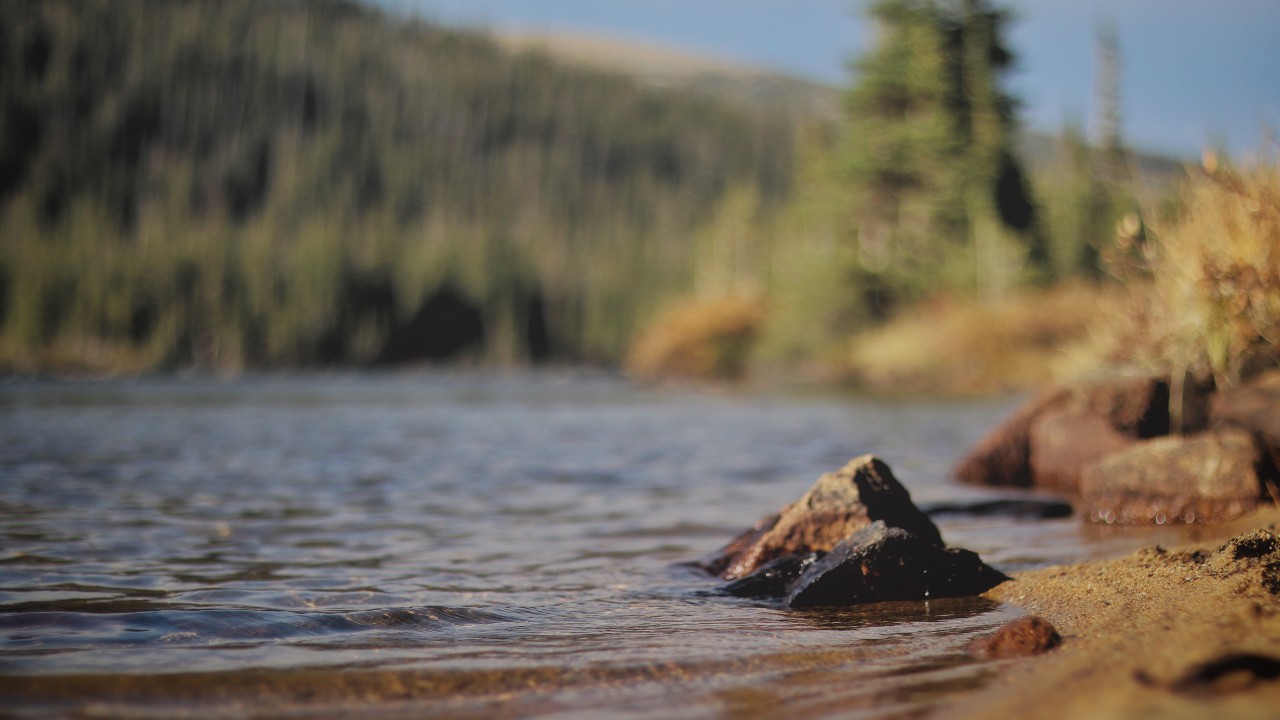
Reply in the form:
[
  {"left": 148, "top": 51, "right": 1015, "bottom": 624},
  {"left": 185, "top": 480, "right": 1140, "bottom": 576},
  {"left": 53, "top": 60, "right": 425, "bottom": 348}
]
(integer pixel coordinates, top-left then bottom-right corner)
[{"left": 947, "top": 508, "right": 1280, "bottom": 720}]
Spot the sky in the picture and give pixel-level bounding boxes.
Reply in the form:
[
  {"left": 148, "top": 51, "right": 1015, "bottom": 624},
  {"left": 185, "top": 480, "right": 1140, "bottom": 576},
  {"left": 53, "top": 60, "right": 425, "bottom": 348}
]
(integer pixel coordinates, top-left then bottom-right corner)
[{"left": 375, "top": 0, "right": 1279, "bottom": 160}]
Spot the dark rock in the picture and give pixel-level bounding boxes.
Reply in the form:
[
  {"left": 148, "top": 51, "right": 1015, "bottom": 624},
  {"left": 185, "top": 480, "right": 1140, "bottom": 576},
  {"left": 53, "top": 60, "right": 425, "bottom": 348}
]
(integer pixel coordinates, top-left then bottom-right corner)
[
  {"left": 1028, "top": 411, "right": 1135, "bottom": 494},
  {"left": 1212, "top": 369, "right": 1280, "bottom": 497},
  {"left": 1081, "top": 430, "right": 1261, "bottom": 524},
  {"left": 968, "top": 615, "right": 1062, "bottom": 659},
  {"left": 783, "top": 522, "right": 1009, "bottom": 609},
  {"left": 722, "top": 552, "right": 823, "bottom": 599},
  {"left": 955, "top": 376, "right": 1172, "bottom": 489},
  {"left": 922, "top": 498, "right": 1073, "bottom": 519},
  {"left": 709, "top": 455, "right": 942, "bottom": 580}
]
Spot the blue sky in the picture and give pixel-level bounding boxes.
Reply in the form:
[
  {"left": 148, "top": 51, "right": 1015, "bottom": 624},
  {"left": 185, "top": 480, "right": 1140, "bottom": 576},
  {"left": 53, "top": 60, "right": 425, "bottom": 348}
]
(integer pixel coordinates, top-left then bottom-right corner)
[{"left": 376, "top": 0, "right": 1278, "bottom": 159}]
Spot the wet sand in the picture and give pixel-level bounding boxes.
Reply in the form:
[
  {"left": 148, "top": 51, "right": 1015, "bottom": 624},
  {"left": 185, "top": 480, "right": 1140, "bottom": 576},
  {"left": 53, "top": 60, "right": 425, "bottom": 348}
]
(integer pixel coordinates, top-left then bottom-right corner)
[{"left": 949, "top": 508, "right": 1280, "bottom": 720}]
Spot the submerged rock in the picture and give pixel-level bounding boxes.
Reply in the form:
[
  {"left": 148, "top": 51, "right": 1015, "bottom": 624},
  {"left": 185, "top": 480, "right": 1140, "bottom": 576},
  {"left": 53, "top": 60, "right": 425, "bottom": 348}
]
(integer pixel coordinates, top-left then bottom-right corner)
[
  {"left": 922, "top": 498, "right": 1073, "bottom": 520},
  {"left": 722, "top": 552, "right": 823, "bottom": 599},
  {"left": 1081, "top": 430, "right": 1261, "bottom": 524},
  {"left": 706, "top": 455, "right": 943, "bottom": 580},
  {"left": 783, "top": 522, "right": 1009, "bottom": 608}
]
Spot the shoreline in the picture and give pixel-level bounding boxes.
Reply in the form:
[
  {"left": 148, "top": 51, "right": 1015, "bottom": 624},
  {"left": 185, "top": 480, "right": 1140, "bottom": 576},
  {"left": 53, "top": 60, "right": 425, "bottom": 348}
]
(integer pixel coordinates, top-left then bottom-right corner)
[{"left": 948, "top": 507, "right": 1280, "bottom": 719}]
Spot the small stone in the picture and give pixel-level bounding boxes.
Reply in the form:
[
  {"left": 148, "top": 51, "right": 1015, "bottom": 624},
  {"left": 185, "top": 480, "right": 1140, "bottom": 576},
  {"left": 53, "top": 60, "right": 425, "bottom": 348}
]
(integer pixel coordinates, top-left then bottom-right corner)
[
  {"left": 968, "top": 615, "right": 1062, "bottom": 659},
  {"left": 782, "top": 522, "right": 1009, "bottom": 608}
]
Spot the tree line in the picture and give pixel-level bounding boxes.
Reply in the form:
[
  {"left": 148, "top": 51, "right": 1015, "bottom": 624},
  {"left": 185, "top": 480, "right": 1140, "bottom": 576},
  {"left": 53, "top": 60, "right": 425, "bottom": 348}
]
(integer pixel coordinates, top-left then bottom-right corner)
[
  {"left": 0, "top": 0, "right": 1154, "bottom": 375},
  {"left": 0, "top": 0, "right": 794, "bottom": 372}
]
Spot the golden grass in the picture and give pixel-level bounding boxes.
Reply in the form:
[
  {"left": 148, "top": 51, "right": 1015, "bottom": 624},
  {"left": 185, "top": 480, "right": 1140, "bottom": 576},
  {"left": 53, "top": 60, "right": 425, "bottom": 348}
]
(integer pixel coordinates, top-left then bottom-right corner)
[
  {"left": 844, "top": 282, "right": 1125, "bottom": 395},
  {"left": 625, "top": 295, "right": 765, "bottom": 382},
  {"left": 1113, "top": 156, "right": 1280, "bottom": 387}
]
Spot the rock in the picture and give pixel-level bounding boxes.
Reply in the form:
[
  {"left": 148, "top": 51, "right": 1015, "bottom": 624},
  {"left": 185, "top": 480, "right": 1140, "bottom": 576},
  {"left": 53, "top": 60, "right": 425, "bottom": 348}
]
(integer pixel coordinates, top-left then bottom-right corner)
[
  {"left": 783, "top": 522, "right": 1009, "bottom": 608},
  {"left": 968, "top": 615, "right": 1062, "bottom": 659},
  {"left": 1212, "top": 369, "right": 1280, "bottom": 495},
  {"left": 955, "top": 376, "right": 1171, "bottom": 489},
  {"left": 709, "top": 455, "right": 943, "bottom": 580},
  {"left": 922, "top": 498, "right": 1073, "bottom": 519},
  {"left": 1080, "top": 430, "right": 1261, "bottom": 524},
  {"left": 1028, "top": 410, "right": 1135, "bottom": 494},
  {"left": 700, "top": 513, "right": 780, "bottom": 577},
  {"left": 722, "top": 552, "right": 823, "bottom": 599},
  {"left": 954, "top": 387, "right": 1069, "bottom": 489}
]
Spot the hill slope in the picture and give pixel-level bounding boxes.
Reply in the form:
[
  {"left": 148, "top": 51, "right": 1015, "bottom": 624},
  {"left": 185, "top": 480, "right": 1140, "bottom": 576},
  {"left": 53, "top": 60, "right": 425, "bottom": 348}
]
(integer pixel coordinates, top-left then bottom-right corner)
[{"left": 0, "top": 0, "right": 796, "bottom": 372}]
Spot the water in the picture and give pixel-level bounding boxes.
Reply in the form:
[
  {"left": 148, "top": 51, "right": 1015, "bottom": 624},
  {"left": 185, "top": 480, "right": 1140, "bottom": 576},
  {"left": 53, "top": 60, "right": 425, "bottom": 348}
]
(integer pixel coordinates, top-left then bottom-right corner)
[{"left": 0, "top": 373, "right": 1169, "bottom": 718}]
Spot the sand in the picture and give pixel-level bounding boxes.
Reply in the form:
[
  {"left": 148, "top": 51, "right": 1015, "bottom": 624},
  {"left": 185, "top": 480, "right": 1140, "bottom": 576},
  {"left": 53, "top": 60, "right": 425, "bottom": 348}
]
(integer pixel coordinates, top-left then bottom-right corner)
[{"left": 948, "top": 507, "right": 1280, "bottom": 720}]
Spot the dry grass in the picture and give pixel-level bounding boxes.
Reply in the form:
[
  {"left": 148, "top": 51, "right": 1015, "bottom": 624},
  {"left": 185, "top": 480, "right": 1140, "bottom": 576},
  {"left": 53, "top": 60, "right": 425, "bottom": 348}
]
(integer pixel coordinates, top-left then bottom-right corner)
[
  {"left": 1113, "top": 155, "right": 1280, "bottom": 387},
  {"left": 625, "top": 296, "right": 765, "bottom": 382},
  {"left": 844, "top": 282, "right": 1125, "bottom": 395}
]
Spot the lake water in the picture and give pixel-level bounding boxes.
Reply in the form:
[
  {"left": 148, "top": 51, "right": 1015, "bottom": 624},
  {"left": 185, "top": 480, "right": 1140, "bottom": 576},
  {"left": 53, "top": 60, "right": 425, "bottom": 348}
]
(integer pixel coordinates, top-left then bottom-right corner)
[{"left": 0, "top": 372, "right": 1170, "bottom": 718}]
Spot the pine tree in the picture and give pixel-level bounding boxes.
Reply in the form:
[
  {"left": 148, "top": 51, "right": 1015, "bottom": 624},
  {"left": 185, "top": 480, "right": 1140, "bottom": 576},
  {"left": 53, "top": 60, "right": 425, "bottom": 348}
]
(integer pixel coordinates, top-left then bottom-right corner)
[{"left": 842, "top": 0, "right": 1038, "bottom": 305}]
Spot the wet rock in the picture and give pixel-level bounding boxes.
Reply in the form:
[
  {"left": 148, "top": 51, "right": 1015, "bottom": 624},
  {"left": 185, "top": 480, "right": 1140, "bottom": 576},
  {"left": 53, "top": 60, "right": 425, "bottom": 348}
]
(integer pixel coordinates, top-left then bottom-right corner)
[
  {"left": 955, "top": 376, "right": 1170, "bottom": 489},
  {"left": 722, "top": 552, "right": 823, "bottom": 599},
  {"left": 1081, "top": 430, "right": 1261, "bottom": 524},
  {"left": 709, "top": 455, "right": 943, "bottom": 580},
  {"left": 1028, "top": 411, "right": 1135, "bottom": 494},
  {"left": 922, "top": 498, "right": 1073, "bottom": 520},
  {"left": 1212, "top": 369, "right": 1280, "bottom": 494},
  {"left": 967, "top": 615, "right": 1062, "bottom": 659},
  {"left": 783, "top": 522, "right": 1009, "bottom": 609}
]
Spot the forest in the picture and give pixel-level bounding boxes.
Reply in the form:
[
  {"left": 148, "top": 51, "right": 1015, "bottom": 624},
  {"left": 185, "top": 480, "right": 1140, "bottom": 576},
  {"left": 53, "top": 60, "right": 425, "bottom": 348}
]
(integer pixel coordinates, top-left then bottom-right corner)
[
  {"left": 2, "top": 0, "right": 1229, "bottom": 383},
  {"left": 1, "top": 0, "right": 796, "bottom": 372}
]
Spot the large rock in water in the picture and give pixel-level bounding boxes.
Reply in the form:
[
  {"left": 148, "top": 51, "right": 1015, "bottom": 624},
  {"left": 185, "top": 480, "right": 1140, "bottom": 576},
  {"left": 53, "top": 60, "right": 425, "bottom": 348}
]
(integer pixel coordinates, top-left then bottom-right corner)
[
  {"left": 954, "top": 376, "right": 1173, "bottom": 489},
  {"left": 1080, "top": 430, "right": 1261, "bottom": 524},
  {"left": 706, "top": 455, "right": 943, "bottom": 579},
  {"left": 1028, "top": 410, "right": 1136, "bottom": 494},
  {"left": 783, "top": 522, "right": 1009, "bottom": 608}
]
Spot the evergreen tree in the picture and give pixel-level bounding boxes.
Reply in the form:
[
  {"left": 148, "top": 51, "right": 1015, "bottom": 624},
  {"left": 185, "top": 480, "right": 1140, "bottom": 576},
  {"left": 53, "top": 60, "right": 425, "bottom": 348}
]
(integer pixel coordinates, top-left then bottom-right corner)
[{"left": 842, "top": 0, "right": 1038, "bottom": 306}]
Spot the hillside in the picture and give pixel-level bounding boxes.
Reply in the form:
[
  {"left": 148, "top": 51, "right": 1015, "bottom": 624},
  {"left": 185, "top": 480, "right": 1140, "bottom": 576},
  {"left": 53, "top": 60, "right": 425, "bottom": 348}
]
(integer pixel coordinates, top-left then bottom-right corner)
[
  {"left": 0, "top": 0, "right": 797, "bottom": 373},
  {"left": 497, "top": 30, "right": 841, "bottom": 120},
  {"left": 0, "top": 1, "right": 1195, "bottom": 379}
]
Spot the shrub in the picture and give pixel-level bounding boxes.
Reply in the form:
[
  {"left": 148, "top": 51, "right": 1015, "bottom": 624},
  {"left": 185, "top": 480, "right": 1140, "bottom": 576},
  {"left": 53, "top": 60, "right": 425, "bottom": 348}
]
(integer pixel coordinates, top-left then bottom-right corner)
[
  {"left": 625, "top": 296, "right": 765, "bottom": 382},
  {"left": 844, "top": 282, "right": 1123, "bottom": 394},
  {"left": 1119, "top": 155, "right": 1280, "bottom": 388}
]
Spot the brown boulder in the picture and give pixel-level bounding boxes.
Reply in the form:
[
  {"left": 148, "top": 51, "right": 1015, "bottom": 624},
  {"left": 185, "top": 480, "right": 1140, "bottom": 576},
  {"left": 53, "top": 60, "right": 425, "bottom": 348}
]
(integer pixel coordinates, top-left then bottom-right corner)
[
  {"left": 968, "top": 615, "right": 1062, "bottom": 659},
  {"left": 708, "top": 455, "right": 942, "bottom": 580},
  {"left": 1081, "top": 430, "right": 1261, "bottom": 524},
  {"left": 1028, "top": 410, "right": 1136, "bottom": 494},
  {"left": 1212, "top": 369, "right": 1280, "bottom": 496},
  {"left": 955, "top": 376, "right": 1171, "bottom": 489},
  {"left": 954, "top": 387, "right": 1070, "bottom": 489}
]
